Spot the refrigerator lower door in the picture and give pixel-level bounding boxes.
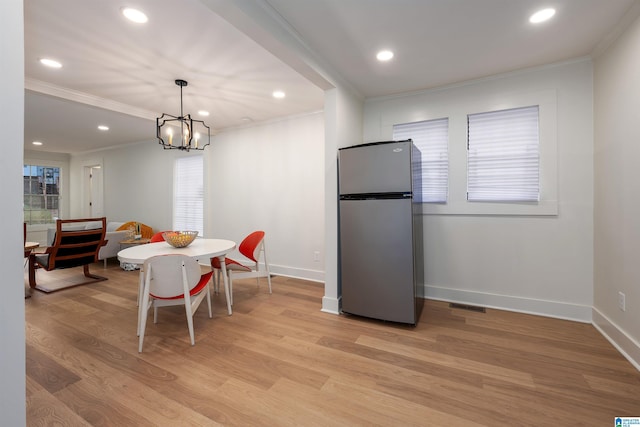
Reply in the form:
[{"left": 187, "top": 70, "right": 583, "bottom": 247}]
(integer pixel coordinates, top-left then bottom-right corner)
[{"left": 340, "top": 198, "right": 416, "bottom": 324}]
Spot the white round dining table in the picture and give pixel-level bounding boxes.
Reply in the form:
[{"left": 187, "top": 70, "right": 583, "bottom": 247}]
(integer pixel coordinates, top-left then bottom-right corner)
[{"left": 118, "top": 238, "right": 236, "bottom": 316}]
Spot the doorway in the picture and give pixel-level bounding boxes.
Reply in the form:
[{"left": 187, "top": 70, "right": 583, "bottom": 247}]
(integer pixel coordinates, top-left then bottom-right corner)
[{"left": 83, "top": 164, "right": 104, "bottom": 218}]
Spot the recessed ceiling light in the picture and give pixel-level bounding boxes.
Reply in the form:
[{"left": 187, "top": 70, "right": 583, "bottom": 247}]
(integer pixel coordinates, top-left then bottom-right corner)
[
  {"left": 273, "top": 90, "right": 286, "bottom": 99},
  {"left": 376, "top": 50, "right": 394, "bottom": 62},
  {"left": 240, "top": 117, "right": 253, "bottom": 122},
  {"left": 529, "top": 8, "right": 556, "bottom": 24},
  {"left": 121, "top": 7, "right": 148, "bottom": 23},
  {"left": 98, "top": 125, "right": 109, "bottom": 131},
  {"left": 39, "top": 58, "right": 62, "bottom": 68},
  {"left": 198, "top": 110, "right": 210, "bottom": 117},
  {"left": 32, "top": 141, "right": 43, "bottom": 146}
]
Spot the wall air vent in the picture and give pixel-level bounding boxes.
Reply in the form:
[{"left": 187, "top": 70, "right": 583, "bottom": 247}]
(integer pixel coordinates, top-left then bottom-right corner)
[{"left": 449, "top": 303, "right": 486, "bottom": 313}]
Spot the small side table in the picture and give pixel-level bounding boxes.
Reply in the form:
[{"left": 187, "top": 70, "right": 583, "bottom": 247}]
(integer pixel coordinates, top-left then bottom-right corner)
[
  {"left": 119, "top": 238, "right": 151, "bottom": 270},
  {"left": 119, "top": 238, "right": 151, "bottom": 246}
]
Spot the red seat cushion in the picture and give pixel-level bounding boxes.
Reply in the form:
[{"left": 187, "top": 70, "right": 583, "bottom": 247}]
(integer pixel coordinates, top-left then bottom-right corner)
[
  {"left": 151, "top": 270, "right": 214, "bottom": 300},
  {"left": 210, "top": 257, "right": 251, "bottom": 272}
]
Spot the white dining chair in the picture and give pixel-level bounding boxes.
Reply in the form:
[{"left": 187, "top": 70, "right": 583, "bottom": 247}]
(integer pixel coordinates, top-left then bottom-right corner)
[{"left": 138, "top": 254, "right": 213, "bottom": 352}]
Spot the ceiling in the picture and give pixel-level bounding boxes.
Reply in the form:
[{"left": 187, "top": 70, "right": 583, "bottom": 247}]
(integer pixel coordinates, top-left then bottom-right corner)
[{"left": 24, "top": 0, "right": 637, "bottom": 154}]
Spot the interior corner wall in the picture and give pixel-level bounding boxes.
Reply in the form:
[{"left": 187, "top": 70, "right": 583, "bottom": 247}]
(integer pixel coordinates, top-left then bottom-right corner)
[
  {"left": 69, "top": 112, "right": 326, "bottom": 283},
  {"left": 593, "top": 12, "right": 640, "bottom": 368},
  {"left": 1, "top": 0, "right": 26, "bottom": 425},
  {"left": 206, "top": 112, "right": 325, "bottom": 282},
  {"left": 363, "top": 60, "right": 594, "bottom": 322},
  {"left": 322, "top": 87, "right": 364, "bottom": 314}
]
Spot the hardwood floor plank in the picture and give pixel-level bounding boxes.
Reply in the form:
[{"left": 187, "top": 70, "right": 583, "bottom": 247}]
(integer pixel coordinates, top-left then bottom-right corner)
[
  {"left": 27, "top": 390, "right": 93, "bottom": 427},
  {"left": 215, "top": 378, "right": 344, "bottom": 426},
  {"left": 102, "top": 372, "right": 225, "bottom": 427},
  {"left": 317, "top": 335, "right": 486, "bottom": 388},
  {"left": 319, "top": 377, "right": 485, "bottom": 427},
  {"left": 25, "top": 265, "right": 640, "bottom": 426},
  {"left": 26, "top": 343, "right": 82, "bottom": 394},
  {"left": 355, "top": 334, "right": 536, "bottom": 388},
  {"left": 54, "top": 379, "right": 158, "bottom": 427}
]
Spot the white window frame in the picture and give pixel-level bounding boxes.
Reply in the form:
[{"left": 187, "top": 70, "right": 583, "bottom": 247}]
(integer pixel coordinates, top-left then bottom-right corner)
[
  {"left": 380, "top": 88, "right": 557, "bottom": 216},
  {"left": 23, "top": 159, "right": 67, "bottom": 231},
  {"left": 173, "top": 155, "right": 204, "bottom": 236},
  {"left": 467, "top": 105, "right": 540, "bottom": 203},
  {"left": 393, "top": 118, "right": 449, "bottom": 203}
]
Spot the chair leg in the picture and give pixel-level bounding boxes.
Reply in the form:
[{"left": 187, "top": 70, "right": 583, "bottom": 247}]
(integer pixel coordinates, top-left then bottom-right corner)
[
  {"left": 83, "top": 264, "right": 107, "bottom": 282},
  {"left": 267, "top": 273, "right": 272, "bottom": 294},
  {"left": 263, "top": 244, "right": 272, "bottom": 294},
  {"left": 206, "top": 284, "right": 212, "bottom": 318},
  {"left": 219, "top": 259, "right": 232, "bottom": 315},
  {"left": 138, "top": 290, "right": 151, "bottom": 352},
  {"left": 184, "top": 300, "right": 196, "bottom": 346},
  {"left": 28, "top": 254, "right": 38, "bottom": 289}
]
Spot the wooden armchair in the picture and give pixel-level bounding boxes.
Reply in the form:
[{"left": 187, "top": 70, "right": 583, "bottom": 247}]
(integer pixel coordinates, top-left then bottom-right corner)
[{"left": 29, "top": 217, "right": 108, "bottom": 293}]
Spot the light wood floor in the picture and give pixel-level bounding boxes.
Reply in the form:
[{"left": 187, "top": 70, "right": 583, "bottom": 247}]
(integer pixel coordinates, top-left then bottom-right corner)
[{"left": 25, "top": 261, "right": 640, "bottom": 426}]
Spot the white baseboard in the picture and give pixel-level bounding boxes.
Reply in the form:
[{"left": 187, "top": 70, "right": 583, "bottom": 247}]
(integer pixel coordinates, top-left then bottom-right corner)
[
  {"left": 321, "top": 295, "right": 340, "bottom": 315},
  {"left": 592, "top": 308, "right": 640, "bottom": 371},
  {"left": 425, "top": 285, "right": 593, "bottom": 323},
  {"left": 267, "top": 264, "right": 339, "bottom": 314},
  {"left": 267, "top": 263, "right": 324, "bottom": 283}
]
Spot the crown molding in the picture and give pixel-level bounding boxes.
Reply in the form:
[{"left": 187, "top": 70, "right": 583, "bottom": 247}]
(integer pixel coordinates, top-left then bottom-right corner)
[{"left": 24, "top": 78, "right": 157, "bottom": 121}]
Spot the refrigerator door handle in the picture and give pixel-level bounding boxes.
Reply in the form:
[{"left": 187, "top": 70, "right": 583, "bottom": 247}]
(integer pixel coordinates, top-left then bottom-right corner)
[{"left": 340, "top": 192, "right": 411, "bottom": 201}]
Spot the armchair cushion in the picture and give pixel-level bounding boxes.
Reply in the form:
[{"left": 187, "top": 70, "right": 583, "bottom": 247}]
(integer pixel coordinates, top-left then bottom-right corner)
[
  {"left": 116, "top": 221, "right": 153, "bottom": 239},
  {"left": 98, "top": 229, "right": 129, "bottom": 261}
]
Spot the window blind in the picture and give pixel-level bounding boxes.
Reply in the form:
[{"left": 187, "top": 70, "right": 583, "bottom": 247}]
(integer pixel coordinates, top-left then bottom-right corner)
[
  {"left": 393, "top": 118, "right": 449, "bottom": 203},
  {"left": 467, "top": 106, "right": 539, "bottom": 202},
  {"left": 173, "top": 155, "right": 204, "bottom": 235}
]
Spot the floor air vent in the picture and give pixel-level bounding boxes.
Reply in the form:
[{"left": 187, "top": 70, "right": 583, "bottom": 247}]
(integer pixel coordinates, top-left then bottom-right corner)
[{"left": 449, "top": 303, "right": 486, "bottom": 313}]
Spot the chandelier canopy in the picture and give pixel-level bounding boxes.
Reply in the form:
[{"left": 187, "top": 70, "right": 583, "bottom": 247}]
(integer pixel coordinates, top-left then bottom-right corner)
[{"left": 156, "top": 79, "right": 210, "bottom": 151}]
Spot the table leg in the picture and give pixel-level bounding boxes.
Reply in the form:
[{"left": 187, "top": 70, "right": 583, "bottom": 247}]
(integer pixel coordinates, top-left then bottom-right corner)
[
  {"left": 217, "top": 255, "right": 232, "bottom": 315},
  {"left": 137, "top": 269, "right": 144, "bottom": 336}
]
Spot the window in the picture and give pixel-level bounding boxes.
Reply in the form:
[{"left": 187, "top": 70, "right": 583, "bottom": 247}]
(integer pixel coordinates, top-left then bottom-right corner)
[
  {"left": 23, "top": 164, "right": 60, "bottom": 225},
  {"left": 393, "top": 118, "right": 449, "bottom": 203},
  {"left": 173, "top": 156, "right": 204, "bottom": 235},
  {"left": 467, "top": 105, "right": 539, "bottom": 202}
]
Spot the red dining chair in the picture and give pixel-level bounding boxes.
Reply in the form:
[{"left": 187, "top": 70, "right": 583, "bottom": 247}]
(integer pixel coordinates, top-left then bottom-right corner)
[
  {"left": 210, "top": 230, "right": 271, "bottom": 308},
  {"left": 138, "top": 254, "right": 213, "bottom": 352},
  {"left": 150, "top": 231, "right": 171, "bottom": 243}
]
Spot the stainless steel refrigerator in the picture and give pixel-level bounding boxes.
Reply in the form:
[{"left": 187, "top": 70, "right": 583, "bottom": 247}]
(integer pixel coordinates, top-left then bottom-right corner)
[{"left": 338, "top": 140, "right": 423, "bottom": 325}]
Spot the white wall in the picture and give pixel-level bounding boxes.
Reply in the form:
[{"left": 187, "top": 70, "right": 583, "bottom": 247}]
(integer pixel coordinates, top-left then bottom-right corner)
[
  {"left": 70, "top": 140, "right": 178, "bottom": 229},
  {"left": 594, "top": 11, "right": 640, "bottom": 368},
  {"left": 69, "top": 112, "right": 326, "bottom": 282},
  {"left": 364, "top": 60, "right": 594, "bottom": 322},
  {"left": 1, "top": 0, "right": 26, "bottom": 425},
  {"left": 208, "top": 112, "right": 325, "bottom": 281}
]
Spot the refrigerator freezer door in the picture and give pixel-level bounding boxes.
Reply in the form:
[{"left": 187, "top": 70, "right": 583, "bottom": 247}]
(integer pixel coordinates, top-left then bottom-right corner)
[
  {"left": 339, "top": 141, "right": 412, "bottom": 195},
  {"left": 340, "top": 198, "right": 416, "bottom": 324}
]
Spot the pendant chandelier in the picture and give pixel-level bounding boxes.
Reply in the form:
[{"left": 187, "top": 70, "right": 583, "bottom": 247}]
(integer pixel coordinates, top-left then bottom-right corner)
[{"left": 156, "top": 79, "right": 210, "bottom": 151}]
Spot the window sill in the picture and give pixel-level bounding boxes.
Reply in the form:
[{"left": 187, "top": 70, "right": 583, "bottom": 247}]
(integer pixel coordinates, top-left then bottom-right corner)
[{"left": 422, "top": 199, "right": 558, "bottom": 216}]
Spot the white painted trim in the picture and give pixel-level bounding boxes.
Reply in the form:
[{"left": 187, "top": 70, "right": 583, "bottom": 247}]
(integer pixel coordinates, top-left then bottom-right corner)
[
  {"left": 321, "top": 295, "right": 340, "bottom": 315},
  {"left": 592, "top": 308, "right": 640, "bottom": 372},
  {"left": 265, "top": 263, "right": 325, "bottom": 283},
  {"left": 425, "top": 285, "right": 592, "bottom": 323},
  {"left": 25, "top": 79, "right": 157, "bottom": 121}
]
